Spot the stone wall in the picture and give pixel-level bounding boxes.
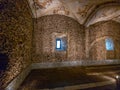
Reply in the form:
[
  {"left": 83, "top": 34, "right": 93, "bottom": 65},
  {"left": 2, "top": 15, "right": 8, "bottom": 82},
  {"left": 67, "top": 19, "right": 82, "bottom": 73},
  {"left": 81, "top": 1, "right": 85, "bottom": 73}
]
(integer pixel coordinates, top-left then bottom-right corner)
[
  {"left": 87, "top": 21, "right": 120, "bottom": 60},
  {"left": 0, "top": 0, "right": 120, "bottom": 89},
  {"left": 0, "top": 0, "right": 33, "bottom": 89},
  {"left": 33, "top": 15, "right": 85, "bottom": 63}
]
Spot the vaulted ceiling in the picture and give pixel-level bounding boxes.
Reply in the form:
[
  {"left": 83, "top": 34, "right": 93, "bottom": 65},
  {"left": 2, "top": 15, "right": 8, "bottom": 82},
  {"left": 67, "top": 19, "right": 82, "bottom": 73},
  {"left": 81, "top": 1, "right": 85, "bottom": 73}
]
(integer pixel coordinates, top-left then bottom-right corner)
[{"left": 28, "top": 0, "right": 120, "bottom": 26}]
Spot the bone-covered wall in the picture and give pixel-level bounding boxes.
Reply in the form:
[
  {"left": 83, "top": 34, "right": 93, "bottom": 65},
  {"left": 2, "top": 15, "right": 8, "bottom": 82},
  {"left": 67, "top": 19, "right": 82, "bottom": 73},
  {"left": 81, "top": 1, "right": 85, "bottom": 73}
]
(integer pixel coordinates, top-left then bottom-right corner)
[
  {"left": 33, "top": 15, "right": 120, "bottom": 62},
  {"left": 87, "top": 21, "right": 120, "bottom": 60},
  {"left": 33, "top": 15, "right": 85, "bottom": 62},
  {"left": 1, "top": 0, "right": 120, "bottom": 88},
  {"left": 0, "top": 0, "right": 33, "bottom": 89}
]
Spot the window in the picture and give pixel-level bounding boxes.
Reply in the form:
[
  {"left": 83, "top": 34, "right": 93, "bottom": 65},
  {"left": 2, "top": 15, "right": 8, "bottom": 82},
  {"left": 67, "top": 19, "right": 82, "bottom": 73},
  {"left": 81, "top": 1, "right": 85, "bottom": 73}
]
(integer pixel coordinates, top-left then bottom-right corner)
[
  {"left": 56, "top": 38, "right": 67, "bottom": 51},
  {"left": 56, "top": 39, "right": 61, "bottom": 49},
  {"left": 105, "top": 38, "right": 114, "bottom": 51}
]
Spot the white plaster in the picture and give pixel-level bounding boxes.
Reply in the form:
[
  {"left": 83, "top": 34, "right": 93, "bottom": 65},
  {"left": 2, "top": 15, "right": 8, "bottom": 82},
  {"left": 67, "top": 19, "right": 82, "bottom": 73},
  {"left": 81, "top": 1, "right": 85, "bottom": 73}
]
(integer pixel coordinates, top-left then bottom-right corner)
[{"left": 27, "top": 0, "right": 120, "bottom": 25}]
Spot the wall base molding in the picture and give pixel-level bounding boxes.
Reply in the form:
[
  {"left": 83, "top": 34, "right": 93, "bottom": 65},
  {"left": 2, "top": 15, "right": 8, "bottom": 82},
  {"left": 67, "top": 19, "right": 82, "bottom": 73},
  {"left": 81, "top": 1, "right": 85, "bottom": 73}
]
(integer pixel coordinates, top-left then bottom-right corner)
[
  {"left": 5, "top": 60, "right": 120, "bottom": 90},
  {"left": 32, "top": 60, "right": 120, "bottom": 69},
  {"left": 5, "top": 65, "right": 32, "bottom": 90}
]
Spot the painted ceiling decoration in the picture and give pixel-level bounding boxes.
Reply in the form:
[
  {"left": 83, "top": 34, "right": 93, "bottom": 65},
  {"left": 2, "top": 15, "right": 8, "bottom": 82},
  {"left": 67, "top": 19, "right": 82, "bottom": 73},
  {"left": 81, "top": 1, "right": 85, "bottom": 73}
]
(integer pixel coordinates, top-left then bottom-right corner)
[
  {"left": 33, "top": 0, "right": 53, "bottom": 9},
  {"left": 28, "top": 0, "right": 120, "bottom": 26}
]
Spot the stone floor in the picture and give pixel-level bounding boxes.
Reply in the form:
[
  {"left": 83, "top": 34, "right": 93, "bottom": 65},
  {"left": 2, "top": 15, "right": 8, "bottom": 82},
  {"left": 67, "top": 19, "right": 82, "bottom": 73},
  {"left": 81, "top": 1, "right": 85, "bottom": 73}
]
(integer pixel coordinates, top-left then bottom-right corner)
[
  {"left": 17, "top": 65, "right": 120, "bottom": 90},
  {"left": 80, "top": 84, "right": 116, "bottom": 90}
]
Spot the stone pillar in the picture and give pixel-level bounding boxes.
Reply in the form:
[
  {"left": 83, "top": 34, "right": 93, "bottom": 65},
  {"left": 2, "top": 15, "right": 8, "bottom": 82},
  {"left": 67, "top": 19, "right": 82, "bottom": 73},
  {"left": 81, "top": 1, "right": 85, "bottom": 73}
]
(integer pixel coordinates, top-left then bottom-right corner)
[{"left": 85, "top": 28, "right": 89, "bottom": 59}]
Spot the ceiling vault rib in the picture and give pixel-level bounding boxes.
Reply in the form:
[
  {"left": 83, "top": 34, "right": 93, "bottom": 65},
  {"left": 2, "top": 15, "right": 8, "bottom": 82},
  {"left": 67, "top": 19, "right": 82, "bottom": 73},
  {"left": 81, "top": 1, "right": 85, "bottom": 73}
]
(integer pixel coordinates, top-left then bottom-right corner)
[
  {"left": 33, "top": 0, "right": 37, "bottom": 19},
  {"left": 111, "top": 15, "right": 120, "bottom": 20},
  {"left": 26, "top": 0, "right": 35, "bottom": 17},
  {"left": 84, "top": 2, "right": 120, "bottom": 27}
]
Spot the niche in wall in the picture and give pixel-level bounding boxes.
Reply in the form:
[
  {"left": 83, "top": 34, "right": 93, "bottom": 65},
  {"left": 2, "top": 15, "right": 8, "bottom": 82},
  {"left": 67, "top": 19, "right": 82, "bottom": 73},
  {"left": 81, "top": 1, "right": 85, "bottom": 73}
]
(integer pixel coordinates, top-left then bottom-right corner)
[
  {"left": 33, "top": 15, "right": 85, "bottom": 62},
  {"left": 88, "top": 21, "right": 120, "bottom": 60}
]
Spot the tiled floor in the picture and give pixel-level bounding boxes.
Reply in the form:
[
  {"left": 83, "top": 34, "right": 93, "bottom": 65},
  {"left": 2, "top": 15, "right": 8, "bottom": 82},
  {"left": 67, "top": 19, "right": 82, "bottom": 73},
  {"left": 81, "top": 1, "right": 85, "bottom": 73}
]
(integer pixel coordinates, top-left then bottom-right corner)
[{"left": 17, "top": 66, "right": 120, "bottom": 90}]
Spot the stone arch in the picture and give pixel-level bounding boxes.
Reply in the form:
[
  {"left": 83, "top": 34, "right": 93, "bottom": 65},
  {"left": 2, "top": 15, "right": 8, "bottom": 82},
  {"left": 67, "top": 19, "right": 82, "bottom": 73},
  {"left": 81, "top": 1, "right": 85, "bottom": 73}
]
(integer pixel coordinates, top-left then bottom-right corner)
[
  {"left": 85, "top": 2, "right": 120, "bottom": 27},
  {"left": 87, "top": 20, "right": 120, "bottom": 60}
]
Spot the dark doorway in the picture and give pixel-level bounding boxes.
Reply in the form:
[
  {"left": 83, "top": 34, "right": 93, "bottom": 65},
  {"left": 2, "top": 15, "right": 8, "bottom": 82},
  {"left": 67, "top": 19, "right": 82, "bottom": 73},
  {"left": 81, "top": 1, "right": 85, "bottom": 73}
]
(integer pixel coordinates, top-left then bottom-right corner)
[{"left": 0, "top": 53, "right": 9, "bottom": 71}]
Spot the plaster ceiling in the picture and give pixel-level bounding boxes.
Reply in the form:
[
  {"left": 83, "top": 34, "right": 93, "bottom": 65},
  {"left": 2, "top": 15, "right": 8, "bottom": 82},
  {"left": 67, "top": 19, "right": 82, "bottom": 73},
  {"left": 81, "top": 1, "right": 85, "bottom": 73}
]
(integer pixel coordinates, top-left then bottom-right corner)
[{"left": 28, "top": 0, "right": 120, "bottom": 26}]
